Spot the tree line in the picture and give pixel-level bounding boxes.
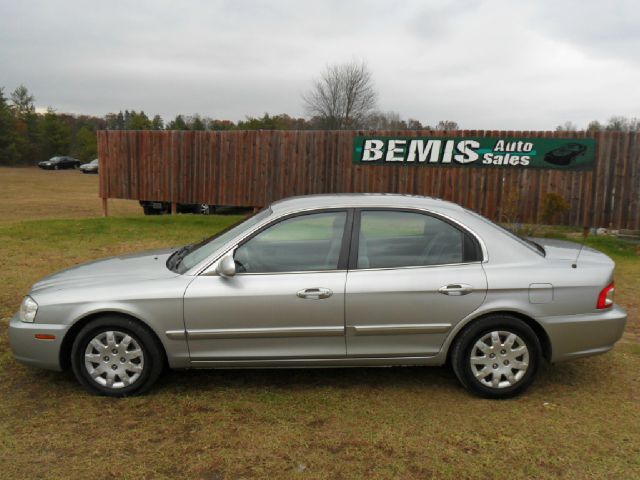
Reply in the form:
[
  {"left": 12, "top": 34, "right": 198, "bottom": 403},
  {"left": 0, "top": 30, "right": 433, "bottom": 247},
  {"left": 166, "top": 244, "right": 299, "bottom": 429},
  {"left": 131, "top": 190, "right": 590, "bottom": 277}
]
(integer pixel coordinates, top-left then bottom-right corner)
[
  {"left": 0, "top": 86, "right": 106, "bottom": 166},
  {"left": 1, "top": 60, "right": 638, "bottom": 167},
  {"left": 555, "top": 117, "right": 640, "bottom": 133},
  {"left": 0, "top": 85, "right": 456, "bottom": 167}
]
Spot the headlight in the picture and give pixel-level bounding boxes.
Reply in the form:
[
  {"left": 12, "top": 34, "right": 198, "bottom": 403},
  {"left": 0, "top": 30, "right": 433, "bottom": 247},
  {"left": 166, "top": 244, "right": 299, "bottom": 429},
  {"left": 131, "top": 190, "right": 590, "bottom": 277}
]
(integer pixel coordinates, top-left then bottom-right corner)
[{"left": 19, "top": 296, "right": 38, "bottom": 323}]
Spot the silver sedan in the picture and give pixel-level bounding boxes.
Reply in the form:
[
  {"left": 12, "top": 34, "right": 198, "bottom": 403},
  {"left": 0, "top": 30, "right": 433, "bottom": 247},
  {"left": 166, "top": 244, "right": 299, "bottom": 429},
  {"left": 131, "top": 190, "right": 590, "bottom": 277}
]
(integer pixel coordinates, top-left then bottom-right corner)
[{"left": 9, "top": 194, "right": 627, "bottom": 398}]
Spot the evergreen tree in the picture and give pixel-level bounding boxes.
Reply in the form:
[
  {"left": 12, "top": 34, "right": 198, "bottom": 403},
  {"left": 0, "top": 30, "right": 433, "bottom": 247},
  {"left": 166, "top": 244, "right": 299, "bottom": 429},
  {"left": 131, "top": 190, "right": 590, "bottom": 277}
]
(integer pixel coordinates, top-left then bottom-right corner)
[
  {"left": 116, "top": 111, "right": 125, "bottom": 129},
  {"left": 10, "top": 86, "right": 39, "bottom": 162},
  {"left": 128, "top": 111, "right": 152, "bottom": 130},
  {"left": 207, "top": 119, "right": 236, "bottom": 130},
  {"left": 189, "top": 115, "right": 206, "bottom": 130},
  {"left": 0, "top": 87, "right": 19, "bottom": 165},
  {"left": 39, "top": 108, "right": 72, "bottom": 160},
  {"left": 151, "top": 115, "right": 164, "bottom": 130},
  {"left": 74, "top": 125, "right": 97, "bottom": 161},
  {"left": 167, "top": 115, "right": 188, "bottom": 130}
]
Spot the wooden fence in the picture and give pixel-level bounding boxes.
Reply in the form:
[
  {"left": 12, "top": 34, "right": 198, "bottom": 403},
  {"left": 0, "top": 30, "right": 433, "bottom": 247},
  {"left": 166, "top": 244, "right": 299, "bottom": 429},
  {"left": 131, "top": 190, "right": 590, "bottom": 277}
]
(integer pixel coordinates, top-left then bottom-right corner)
[{"left": 97, "top": 130, "right": 640, "bottom": 229}]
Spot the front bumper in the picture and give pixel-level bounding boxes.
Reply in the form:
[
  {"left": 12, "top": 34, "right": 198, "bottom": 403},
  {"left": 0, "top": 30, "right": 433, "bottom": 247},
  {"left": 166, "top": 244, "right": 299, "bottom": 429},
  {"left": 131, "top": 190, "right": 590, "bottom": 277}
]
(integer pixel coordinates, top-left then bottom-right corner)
[
  {"left": 541, "top": 304, "right": 627, "bottom": 362},
  {"left": 8, "top": 314, "right": 70, "bottom": 371}
]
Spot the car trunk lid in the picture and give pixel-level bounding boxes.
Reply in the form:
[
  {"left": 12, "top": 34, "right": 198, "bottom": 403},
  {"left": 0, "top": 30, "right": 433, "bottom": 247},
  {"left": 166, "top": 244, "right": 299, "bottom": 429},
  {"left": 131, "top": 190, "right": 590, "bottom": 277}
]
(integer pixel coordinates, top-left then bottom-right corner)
[{"left": 527, "top": 237, "right": 614, "bottom": 266}]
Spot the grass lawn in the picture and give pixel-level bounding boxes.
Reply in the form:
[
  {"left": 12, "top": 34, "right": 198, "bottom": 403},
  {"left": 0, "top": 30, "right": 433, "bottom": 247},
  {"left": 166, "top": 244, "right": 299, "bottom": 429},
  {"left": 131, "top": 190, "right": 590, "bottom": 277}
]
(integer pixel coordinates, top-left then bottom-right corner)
[{"left": 0, "top": 167, "right": 639, "bottom": 479}]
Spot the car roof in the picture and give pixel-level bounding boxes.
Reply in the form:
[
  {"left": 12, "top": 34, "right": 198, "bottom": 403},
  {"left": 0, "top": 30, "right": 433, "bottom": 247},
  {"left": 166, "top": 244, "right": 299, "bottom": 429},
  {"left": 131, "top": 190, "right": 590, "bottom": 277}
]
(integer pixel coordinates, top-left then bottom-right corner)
[{"left": 270, "top": 193, "right": 464, "bottom": 214}]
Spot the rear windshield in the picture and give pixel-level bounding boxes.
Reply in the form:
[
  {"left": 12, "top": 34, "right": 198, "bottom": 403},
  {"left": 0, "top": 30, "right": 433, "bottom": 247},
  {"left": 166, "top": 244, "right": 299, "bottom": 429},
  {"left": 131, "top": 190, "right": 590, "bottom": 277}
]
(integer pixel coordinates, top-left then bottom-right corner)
[{"left": 464, "top": 208, "right": 544, "bottom": 256}]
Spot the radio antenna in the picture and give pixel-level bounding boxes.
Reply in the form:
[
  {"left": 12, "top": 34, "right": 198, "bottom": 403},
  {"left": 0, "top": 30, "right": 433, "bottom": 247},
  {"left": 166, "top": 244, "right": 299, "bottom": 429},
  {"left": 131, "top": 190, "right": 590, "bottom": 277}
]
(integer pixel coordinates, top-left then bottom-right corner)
[{"left": 572, "top": 226, "right": 589, "bottom": 268}]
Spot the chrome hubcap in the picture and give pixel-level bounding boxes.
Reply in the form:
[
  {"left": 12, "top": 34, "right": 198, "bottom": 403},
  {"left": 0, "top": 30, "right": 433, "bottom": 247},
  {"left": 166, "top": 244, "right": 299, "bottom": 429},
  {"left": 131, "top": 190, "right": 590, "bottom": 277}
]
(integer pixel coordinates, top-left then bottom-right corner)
[
  {"left": 470, "top": 330, "right": 529, "bottom": 389},
  {"left": 84, "top": 330, "right": 144, "bottom": 389},
  {"left": 199, "top": 204, "right": 210, "bottom": 214}
]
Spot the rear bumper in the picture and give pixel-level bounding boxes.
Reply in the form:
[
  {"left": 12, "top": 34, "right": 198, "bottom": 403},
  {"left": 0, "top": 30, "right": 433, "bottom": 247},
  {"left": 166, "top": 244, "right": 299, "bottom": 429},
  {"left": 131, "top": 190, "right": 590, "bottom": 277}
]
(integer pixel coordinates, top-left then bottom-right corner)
[
  {"left": 540, "top": 304, "right": 627, "bottom": 362},
  {"left": 8, "top": 314, "right": 69, "bottom": 371}
]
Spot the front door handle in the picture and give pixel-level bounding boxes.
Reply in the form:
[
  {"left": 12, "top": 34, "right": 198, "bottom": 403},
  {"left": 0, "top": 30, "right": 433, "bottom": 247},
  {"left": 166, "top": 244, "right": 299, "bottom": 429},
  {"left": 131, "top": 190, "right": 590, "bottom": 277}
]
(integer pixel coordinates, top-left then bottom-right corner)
[
  {"left": 296, "top": 287, "right": 333, "bottom": 300},
  {"left": 438, "top": 284, "right": 473, "bottom": 296}
]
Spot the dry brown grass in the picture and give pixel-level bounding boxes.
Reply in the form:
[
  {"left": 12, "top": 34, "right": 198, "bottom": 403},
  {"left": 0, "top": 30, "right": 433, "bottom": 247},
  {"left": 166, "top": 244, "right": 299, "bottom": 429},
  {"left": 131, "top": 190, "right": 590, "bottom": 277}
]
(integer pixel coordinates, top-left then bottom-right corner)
[
  {"left": 0, "top": 167, "right": 140, "bottom": 221},
  {"left": 0, "top": 167, "right": 638, "bottom": 479}
]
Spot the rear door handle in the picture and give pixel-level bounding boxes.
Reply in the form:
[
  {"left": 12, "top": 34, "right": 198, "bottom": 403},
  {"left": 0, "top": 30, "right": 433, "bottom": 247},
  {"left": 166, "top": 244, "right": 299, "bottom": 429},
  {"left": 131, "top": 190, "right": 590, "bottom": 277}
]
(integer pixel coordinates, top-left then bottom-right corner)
[
  {"left": 296, "top": 287, "right": 333, "bottom": 300},
  {"left": 438, "top": 284, "right": 473, "bottom": 296}
]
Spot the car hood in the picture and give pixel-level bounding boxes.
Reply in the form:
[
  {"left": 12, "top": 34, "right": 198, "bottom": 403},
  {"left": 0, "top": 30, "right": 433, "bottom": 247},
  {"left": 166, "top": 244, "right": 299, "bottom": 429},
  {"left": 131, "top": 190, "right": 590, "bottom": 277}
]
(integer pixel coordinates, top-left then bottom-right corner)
[
  {"left": 31, "top": 248, "right": 179, "bottom": 292},
  {"left": 528, "top": 237, "right": 613, "bottom": 265}
]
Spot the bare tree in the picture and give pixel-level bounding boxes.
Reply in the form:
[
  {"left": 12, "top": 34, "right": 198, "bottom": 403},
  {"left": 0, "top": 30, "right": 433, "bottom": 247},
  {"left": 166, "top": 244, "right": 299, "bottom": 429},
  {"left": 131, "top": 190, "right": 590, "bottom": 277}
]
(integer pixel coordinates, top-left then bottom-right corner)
[
  {"left": 407, "top": 118, "right": 425, "bottom": 130},
  {"left": 10, "top": 84, "right": 35, "bottom": 118},
  {"left": 606, "top": 116, "right": 640, "bottom": 132},
  {"left": 555, "top": 121, "right": 578, "bottom": 132},
  {"left": 303, "top": 60, "right": 377, "bottom": 129},
  {"left": 435, "top": 120, "right": 459, "bottom": 131},
  {"left": 363, "top": 110, "right": 406, "bottom": 130},
  {"left": 586, "top": 120, "right": 603, "bottom": 133}
]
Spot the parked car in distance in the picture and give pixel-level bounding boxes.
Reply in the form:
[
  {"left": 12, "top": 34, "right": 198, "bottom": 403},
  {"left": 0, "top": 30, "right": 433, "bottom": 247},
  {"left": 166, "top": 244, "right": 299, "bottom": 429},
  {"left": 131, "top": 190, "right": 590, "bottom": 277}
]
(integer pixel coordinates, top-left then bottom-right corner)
[
  {"left": 37, "top": 156, "right": 81, "bottom": 170},
  {"left": 79, "top": 159, "right": 99, "bottom": 174},
  {"left": 9, "top": 194, "right": 627, "bottom": 398},
  {"left": 139, "top": 200, "right": 216, "bottom": 215}
]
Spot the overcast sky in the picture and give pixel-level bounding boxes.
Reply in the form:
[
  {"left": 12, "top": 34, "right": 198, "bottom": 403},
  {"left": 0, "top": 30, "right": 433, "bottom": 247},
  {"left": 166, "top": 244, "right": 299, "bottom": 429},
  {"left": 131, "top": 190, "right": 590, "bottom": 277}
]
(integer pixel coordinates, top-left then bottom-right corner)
[{"left": 1, "top": 0, "right": 639, "bottom": 129}]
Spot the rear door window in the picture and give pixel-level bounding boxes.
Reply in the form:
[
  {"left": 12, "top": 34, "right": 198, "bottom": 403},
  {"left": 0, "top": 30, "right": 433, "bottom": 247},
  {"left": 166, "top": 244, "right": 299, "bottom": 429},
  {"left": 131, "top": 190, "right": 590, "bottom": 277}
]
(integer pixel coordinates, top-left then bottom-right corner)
[{"left": 356, "top": 210, "right": 478, "bottom": 268}]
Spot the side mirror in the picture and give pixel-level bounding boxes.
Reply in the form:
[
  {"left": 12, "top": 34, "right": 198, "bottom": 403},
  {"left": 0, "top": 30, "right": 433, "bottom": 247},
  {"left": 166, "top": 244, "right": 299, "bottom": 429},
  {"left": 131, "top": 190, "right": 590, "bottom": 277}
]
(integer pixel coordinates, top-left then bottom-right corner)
[{"left": 216, "top": 254, "right": 236, "bottom": 278}]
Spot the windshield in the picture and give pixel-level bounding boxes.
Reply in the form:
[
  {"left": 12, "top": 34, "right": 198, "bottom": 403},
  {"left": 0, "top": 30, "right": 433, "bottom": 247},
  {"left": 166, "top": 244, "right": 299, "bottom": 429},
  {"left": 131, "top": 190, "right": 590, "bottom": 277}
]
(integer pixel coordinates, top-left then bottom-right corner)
[
  {"left": 175, "top": 208, "right": 272, "bottom": 273},
  {"left": 464, "top": 208, "right": 544, "bottom": 256}
]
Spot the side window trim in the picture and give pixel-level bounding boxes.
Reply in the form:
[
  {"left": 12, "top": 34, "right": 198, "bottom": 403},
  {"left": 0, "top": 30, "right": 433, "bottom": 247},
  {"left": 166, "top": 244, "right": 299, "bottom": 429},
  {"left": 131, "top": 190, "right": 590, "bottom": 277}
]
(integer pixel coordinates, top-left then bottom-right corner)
[
  {"left": 347, "top": 208, "right": 362, "bottom": 270},
  {"left": 232, "top": 208, "right": 355, "bottom": 274},
  {"left": 348, "top": 208, "right": 483, "bottom": 271}
]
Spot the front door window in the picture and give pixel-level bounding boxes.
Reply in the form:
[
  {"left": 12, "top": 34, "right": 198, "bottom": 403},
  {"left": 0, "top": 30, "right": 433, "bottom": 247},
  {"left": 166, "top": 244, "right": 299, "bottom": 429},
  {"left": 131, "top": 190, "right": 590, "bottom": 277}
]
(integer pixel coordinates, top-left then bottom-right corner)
[{"left": 234, "top": 211, "right": 348, "bottom": 273}]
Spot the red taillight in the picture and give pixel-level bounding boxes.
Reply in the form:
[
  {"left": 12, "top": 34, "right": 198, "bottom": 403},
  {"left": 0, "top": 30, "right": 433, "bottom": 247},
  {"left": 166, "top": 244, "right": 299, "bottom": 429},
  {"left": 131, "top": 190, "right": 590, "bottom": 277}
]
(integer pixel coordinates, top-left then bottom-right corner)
[{"left": 597, "top": 282, "right": 615, "bottom": 309}]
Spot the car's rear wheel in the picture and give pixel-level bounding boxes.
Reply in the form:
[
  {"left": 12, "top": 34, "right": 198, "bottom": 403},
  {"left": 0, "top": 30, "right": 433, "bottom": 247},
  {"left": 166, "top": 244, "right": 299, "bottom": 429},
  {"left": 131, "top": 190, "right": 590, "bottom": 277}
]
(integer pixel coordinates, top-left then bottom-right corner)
[
  {"left": 199, "top": 203, "right": 215, "bottom": 215},
  {"left": 70, "top": 316, "right": 164, "bottom": 397},
  {"left": 451, "top": 315, "right": 541, "bottom": 399}
]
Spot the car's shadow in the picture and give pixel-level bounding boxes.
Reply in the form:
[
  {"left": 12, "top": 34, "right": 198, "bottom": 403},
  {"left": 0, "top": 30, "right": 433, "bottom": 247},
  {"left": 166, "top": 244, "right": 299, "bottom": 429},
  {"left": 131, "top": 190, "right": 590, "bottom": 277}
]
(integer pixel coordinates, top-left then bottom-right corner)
[
  {"left": 158, "top": 364, "right": 460, "bottom": 392},
  {"left": 23, "top": 357, "right": 597, "bottom": 398}
]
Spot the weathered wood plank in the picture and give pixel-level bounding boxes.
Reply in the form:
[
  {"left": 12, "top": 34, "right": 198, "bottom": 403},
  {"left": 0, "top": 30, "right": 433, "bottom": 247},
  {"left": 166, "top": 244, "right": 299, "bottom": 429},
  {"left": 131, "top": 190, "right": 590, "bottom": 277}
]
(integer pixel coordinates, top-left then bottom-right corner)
[{"left": 97, "top": 130, "right": 640, "bottom": 229}]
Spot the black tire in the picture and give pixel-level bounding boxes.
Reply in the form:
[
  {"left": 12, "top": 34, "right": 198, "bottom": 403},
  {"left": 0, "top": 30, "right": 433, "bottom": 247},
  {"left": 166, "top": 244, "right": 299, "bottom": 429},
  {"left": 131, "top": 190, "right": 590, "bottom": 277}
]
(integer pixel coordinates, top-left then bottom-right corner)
[
  {"left": 199, "top": 203, "right": 215, "bottom": 215},
  {"left": 70, "top": 316, "right": 165, "bottom": 397},
  {"left": 451, "top": 315, "right": 541, "bottom": 399},
  {"left": 54, "top": 165, "right": 59, "bottom": 170}
]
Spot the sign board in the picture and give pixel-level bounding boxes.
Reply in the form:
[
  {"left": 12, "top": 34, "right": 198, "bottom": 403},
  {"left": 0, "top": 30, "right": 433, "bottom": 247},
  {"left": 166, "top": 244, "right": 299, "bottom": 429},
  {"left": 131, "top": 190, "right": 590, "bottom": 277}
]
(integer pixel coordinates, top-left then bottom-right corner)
[{"left": 353, "top": 136, "right": 596, "bottom": 170}]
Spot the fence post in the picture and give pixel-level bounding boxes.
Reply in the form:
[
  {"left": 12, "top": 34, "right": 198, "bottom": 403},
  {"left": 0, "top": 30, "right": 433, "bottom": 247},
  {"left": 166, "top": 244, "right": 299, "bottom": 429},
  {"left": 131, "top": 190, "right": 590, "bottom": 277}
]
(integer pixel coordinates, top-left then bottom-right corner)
[{"left": 101, "top": 197, "right": 108, "bottom": 217}]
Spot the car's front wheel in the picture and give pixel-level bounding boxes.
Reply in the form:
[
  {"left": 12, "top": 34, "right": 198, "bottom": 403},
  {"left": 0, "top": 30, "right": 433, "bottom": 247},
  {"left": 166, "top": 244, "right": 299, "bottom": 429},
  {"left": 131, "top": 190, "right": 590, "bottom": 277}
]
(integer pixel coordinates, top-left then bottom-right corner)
[
  {"left": 451, "top": 315, "right": 541, "bottom": 399},
  {"left": 70, "top": 316, "right": 164, "bottom": 396}
]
